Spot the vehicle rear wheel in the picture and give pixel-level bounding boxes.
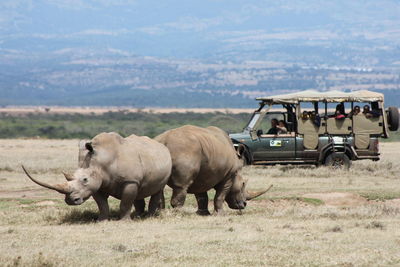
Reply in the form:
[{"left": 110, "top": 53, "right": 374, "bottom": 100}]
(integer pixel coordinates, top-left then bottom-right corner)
[
  {"left": 324, "top": 153, "right": 351, "bottom": 169},
  {"left": 387, "top": 106, "right": 399, "bottom": 131}
]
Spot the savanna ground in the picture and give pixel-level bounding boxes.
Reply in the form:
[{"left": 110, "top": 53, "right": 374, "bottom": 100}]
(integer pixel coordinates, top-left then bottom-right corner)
[{"left": 0, "top": 139, "right": 400, "bottom": 266}]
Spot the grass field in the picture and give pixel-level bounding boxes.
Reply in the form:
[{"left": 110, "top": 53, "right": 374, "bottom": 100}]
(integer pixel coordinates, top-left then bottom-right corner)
[
  {"left": 0, "top": 139, "right": 400, "bottom": 266},
  {"left": 1, "top": 109, "right": 400, "bottom": 141}
]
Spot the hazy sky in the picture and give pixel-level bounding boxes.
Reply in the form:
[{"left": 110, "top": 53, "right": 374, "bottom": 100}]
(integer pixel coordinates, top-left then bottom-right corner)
[{"left": 1, "top": 0, "right": 399, "bottom": 58}]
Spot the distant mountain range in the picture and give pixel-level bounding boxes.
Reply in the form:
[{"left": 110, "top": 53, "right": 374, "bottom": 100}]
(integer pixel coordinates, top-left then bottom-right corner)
[{"left": 1, "top": 0, "right": 399, "bottom": 107}]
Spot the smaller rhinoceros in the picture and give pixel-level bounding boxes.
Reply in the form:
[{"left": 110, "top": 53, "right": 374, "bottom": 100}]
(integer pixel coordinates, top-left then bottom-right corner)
[{"left": 22, "top": 132, "right": 172, "bottom": 221}]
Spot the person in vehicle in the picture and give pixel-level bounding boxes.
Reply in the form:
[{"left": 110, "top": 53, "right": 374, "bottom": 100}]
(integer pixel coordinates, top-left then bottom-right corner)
[
  {"left": 363, "top": 105, "right": 380, "bottom": 118},
  {"left": 336, "top": 103, "right": 345, "bottom": 115},
  {"left": 348, "top": 105, "right": 360, "bottom": 118},
  {"left": 310, "top": 110, "right": 321, "bottom": 127},
  {"left": 267, "top": 118, "right": 279, "bottom": 134},
  {"left": 301, "top": 111, "right": 310, "bottom": 120},
  {"left": 334, "top": 110, "right": 345, "bottom": 120},
  {"left": 277, "top": 120, "right": 288, "bottom": 134}
]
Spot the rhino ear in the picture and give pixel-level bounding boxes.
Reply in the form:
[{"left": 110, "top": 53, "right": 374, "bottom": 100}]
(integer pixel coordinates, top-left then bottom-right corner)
[{"left": 85, "top": 142, "right": 94, "bottom": 152}]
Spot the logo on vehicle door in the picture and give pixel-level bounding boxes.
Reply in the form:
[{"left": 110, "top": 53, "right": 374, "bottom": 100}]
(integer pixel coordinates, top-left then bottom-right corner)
[{"left": 270, "top": 140, "right": 282, "bottom": 147}]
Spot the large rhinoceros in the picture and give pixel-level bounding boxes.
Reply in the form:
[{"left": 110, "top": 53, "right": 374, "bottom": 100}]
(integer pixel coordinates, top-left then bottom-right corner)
[
  {"left": 22, "top": 132, "right": 172, "bottom": 221},
  {"left": 155, "top": 125, "right": 271, "bottom": 215}
]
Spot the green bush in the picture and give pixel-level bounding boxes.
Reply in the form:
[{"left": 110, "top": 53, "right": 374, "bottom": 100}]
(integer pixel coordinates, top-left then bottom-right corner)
[
  {"left": 1, "top": 111, "right": 398, "bottom": 141},
  {"left": 0, "top": 111, "right": 249, "bottom": 139}
]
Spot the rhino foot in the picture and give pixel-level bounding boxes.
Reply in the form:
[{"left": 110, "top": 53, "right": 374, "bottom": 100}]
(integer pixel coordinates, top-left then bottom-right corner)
[
  {"left": 120, "top": 214, "right": 133, "bottom": 221},
  {"left": 96, "top": 217, "right": 109, "bottom": 222},
  {"left": 196, "top": 209, "right": 211, "bottom": 216},
  {"left": 212, "top": 210, "right": 225, "bottom": 216},
  {"left": 133, "top": 211, "right": 146, "bottom": 218}
]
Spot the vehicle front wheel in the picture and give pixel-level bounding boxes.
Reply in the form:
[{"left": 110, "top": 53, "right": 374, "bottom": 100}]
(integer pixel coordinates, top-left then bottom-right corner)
[
  {"left": 240, "top": 151, "right": 250, "bottom": 166},
  {"left": 237, "top": 145, "right": 251, "bottom": 166},
  {"left": 324, "top": 153, "right": 351, "bottom": 169}
]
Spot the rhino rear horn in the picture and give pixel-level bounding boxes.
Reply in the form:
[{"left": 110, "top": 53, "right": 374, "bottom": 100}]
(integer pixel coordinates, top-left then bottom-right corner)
[
  {"left": 62, "top": 172, "right": 74, "bottom": 181},
  {"left": 246, "top": 185, "right": 273, "bottom": 200},
  {"left": 22, "top": 165, "right": 71, "bottom": 194}
]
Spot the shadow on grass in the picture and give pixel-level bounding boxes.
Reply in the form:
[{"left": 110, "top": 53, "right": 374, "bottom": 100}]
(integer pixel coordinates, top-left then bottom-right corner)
[
  {"left": 59, "top": 208, "right": 163, "bottom": 224},
  {"left": 278, "top": 165, "right": 318, "bottom": 172},
  {"left": 59, "top": 209, "right": 121, "bottom": 224}
]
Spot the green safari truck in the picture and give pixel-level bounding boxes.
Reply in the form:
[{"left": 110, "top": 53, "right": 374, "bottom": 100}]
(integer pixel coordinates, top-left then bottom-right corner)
[{"left": 229, "top": 90, "right": 399, "bottom": 168}]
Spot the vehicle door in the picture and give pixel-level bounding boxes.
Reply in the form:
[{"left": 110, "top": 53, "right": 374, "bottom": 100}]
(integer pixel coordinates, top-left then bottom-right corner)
[{"left": 251, "top": 113, "right": 296, "bottom": 160}]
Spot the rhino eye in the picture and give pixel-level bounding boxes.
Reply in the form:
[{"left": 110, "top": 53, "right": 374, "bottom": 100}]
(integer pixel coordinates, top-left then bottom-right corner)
[{"left": 82, "top": 178, "right": 88, "bottom": 184}]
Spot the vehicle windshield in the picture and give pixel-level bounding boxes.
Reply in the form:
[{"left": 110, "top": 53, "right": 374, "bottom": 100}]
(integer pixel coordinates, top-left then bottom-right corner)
[{"left": 246, "top": 113, "right": 260, "bottom": 130}]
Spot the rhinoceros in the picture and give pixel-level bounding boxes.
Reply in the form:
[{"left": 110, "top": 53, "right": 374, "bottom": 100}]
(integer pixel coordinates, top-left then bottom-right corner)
[
  {"left": 155, "top": 125, "right": 271, "bottom": 215},
  {"left": 22, "top": 132, "right": 172, "bottom": 221}
]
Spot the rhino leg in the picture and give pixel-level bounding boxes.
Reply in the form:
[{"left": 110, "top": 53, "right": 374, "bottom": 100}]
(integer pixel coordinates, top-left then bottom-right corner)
[
  {"left": 119, "top": 183, "right": 139, "bottom": 220},
  {"left": 148, "top": 189, "right": 163, "bottom": 216},
  {"left": 92, "top": 192, "right": 110, "bottom": 221},
  {"left": 133, "top": 199, "right": 146, "bottom": 217},
  {"left": 170, "top": 187, "right": 188, "bottom": 208},
  {"left": 195, "top": 192, "right": 211, "bottom": 216},
  {"left": 159, "top": 191, "right": 165, "bottom": 209},
  {"left": 213, "top": 180, "right": 232, "bottom": 214}
]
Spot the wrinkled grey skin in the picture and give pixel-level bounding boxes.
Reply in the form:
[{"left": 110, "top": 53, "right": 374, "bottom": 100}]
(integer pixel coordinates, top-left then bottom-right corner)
[
  {"left": 23, "top": 132, "right": 172, "bottom": 221},
  {"left": 156, "top": 125, "right": 271, "bottom": 215}
]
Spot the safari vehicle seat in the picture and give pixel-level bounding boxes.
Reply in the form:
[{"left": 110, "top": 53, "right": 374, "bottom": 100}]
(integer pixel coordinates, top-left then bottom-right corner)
[
  {"left": 297, "top": 118, "right": 321, "bottom": 149},
  {"left": 353, "top": 114, "right": 383, "bottom": 149},
  {"left": 326, "top": 117, "right": 352, "bottom": 135}
]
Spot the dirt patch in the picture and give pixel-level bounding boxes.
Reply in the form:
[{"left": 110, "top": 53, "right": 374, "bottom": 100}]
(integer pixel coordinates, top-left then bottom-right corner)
[
  {"left": 384, "top": 198, "right": 400, "bottom": 208},
  {"left": 256, "top": 198, "right": 315, "bottom": 209},
  {"left": 302, "top": 192, "right": 368, "bottom": 207},
  {"left": 0, "top": 107, "right": 253, "bottom": 115},
  {"left": 0, "top": 189, "right": 51, "bottom": 199}
]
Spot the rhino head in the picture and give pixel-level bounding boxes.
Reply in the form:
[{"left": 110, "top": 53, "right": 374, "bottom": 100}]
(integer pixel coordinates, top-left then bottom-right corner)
[
  {"left": 22, "top": 165, "right": 102, "bottom": 206},
  {"left": 225, "top": 173, "right": 272, "bottom": 210}
]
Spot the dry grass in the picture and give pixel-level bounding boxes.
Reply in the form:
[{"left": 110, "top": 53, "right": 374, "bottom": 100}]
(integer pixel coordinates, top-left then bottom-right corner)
[{"left": 0, "top": 140, "right": 400, "bottom": 266}]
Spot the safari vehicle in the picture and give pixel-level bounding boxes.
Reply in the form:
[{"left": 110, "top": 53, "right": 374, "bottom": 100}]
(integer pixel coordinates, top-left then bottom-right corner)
[{"left": 229, "top": 90, "right": 399, "bottom": 168}]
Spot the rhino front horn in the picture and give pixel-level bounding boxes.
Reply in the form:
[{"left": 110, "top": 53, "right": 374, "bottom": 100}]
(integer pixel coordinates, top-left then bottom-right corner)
[
  {"left": 22, "top": 165, "right": 71, "bottom": 194},
  {"left": 246, "top": 184, "right": 273, "bottom": 200}
]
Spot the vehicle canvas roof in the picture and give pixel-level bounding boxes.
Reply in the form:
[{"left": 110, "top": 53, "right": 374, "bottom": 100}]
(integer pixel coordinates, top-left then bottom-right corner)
[{"left": 256, "top": 90, "right": 384, "bottom": 104}]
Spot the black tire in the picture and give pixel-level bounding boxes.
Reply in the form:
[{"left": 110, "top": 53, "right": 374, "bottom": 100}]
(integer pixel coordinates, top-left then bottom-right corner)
[
  {"left": 387, "top": 106, "right": 399, "bottom": 131},
  {"left": 242, "top": 154, "right": 250, "bottom": 166},
  {"left": 237, "top": 144, "right": 251, "bottom": 166},
  {"left": 324, "top": 153, "right": 351, "bottom": 169}
]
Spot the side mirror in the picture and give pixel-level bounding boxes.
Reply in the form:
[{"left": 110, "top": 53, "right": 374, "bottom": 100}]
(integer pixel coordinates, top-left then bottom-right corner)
[{"left": 256, "top": 129, "right": 263, "bottom": 136}]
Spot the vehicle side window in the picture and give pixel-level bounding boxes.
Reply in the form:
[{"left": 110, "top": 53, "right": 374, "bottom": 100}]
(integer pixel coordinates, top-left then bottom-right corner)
[
  {"left": 298, "top": 102, "right": 323, "bottom": 133},
  {"left": 352, "top": 102, "right": 383, "bottom": 135},
  {"left": 349, "top": 102, "right": 382, "bottom": 119},
  {"left": 258, "top": 113, "right": 285, "bottom": 135}
]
